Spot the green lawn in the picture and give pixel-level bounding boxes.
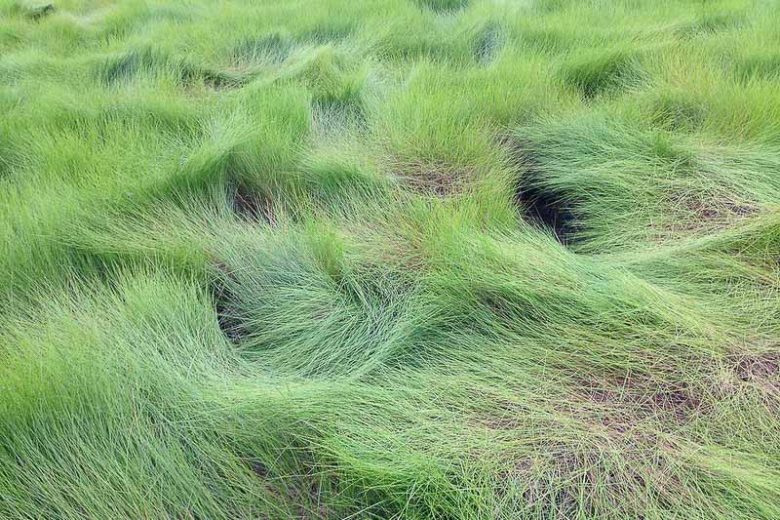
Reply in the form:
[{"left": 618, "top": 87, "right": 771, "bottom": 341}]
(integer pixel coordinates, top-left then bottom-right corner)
[{"left": 1, "top": 0, "right": 779, "bottom": 518}]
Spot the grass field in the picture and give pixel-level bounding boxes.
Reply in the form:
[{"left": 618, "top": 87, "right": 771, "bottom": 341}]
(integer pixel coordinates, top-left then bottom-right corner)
[{"left": 1, "top": 0, "right": 779, "bottom": 518}]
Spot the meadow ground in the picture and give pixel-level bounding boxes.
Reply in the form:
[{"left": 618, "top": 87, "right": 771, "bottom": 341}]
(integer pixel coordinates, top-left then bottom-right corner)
[{"left": 1, "top": 0, "right": 779, "bottom": 518}]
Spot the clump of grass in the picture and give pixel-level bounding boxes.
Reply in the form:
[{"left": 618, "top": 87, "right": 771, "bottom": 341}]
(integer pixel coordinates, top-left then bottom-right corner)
[
  {"left": 559, "top": 48, "right": 646, "bottom": 99},
  {"left": 645, "top": 89, "right": 707, "bottom": 131},
  {"left": 231, "top": 33, "right": 294, "bottom": 67},
  {"left": 472, "top": 22, "right": 504, "bottom": 65}
]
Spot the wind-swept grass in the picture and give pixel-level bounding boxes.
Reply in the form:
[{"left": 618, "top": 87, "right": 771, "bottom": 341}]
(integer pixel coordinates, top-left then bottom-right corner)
[{"left": 1, "top": 0, "right": 779, "bottom": 518}]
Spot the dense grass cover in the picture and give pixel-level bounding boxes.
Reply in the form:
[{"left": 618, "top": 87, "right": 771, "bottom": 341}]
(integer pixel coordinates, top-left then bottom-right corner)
[{"left": 1, "top": 0, "right": 779, "bottom": 518}]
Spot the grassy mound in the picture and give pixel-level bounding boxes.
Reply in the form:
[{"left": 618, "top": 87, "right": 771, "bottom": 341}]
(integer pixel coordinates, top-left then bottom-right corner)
[{"left": 1, "top": 0, "right": 779, "bottom": 518}]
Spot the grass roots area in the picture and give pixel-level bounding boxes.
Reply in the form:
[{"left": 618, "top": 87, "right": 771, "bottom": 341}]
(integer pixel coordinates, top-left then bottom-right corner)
[{"left": 1, "top": 0, "right": 780, "bottom": 518}]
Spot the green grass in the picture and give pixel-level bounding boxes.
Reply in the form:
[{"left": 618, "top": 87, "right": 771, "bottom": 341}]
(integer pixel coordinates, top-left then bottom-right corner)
[{"left": 1, "top": 0, "right": 779, "bottom": 518}]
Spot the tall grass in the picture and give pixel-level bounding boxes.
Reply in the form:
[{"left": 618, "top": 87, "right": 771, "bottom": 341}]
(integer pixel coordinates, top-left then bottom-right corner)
[{"left": 1, "top": 0, "right": 779, "bottom": 518}]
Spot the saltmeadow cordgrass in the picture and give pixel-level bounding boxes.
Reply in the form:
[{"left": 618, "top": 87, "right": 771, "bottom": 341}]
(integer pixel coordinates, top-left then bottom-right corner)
[{"left": 1, "top": 0, "right": 779, "bottom": 518}]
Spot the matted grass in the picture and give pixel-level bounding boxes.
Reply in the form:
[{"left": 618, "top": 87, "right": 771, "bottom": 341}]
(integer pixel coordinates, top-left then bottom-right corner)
[{"left": 1, "top": 0, "right": 779, "bottom": 518}]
